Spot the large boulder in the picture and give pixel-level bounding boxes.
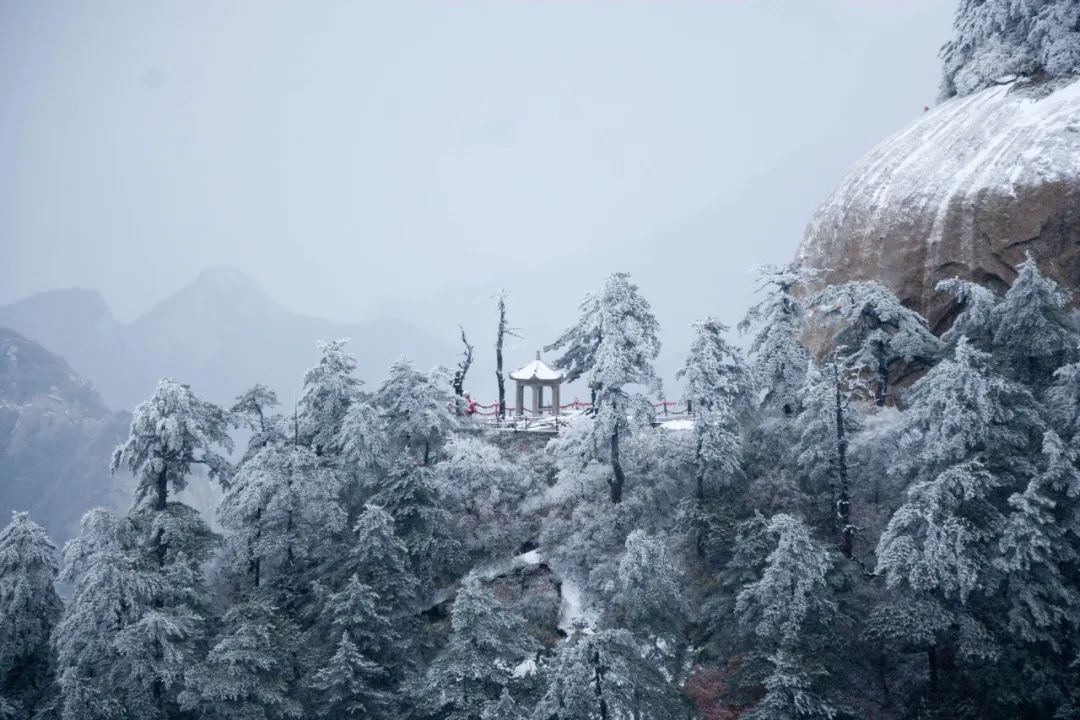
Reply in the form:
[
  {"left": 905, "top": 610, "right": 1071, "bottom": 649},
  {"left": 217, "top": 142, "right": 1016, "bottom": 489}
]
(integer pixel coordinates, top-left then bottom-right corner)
[{"left": 796, "top": 77, "right": 1080, "bottom": 334}]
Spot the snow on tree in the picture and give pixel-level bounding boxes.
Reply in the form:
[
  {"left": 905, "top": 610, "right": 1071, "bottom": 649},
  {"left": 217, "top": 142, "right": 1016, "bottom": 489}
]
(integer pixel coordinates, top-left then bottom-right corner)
[
  {"left": 112, "top": 378, "right": 233, "bottom": 515},
  {"left": 936, "top": 277, "right": 999, "bottom": 351},
  {"left": 940, "top": 0, "right": 1080, "bottom": 99},
  {"left": 677, "top": 317, "right": 751, "bottom": 497},
  {"left": 810, "top": 280, "right": 942, "bottom": 406},
  {"left": 368, "top": 460, "right": 462, "bottom": 591},
  {"left": 892, "top": 338, "right": 1043, "bottom": 489},
  {"left": 795, "top": 360, "right": 860, "bottom": 558},
  {"left": 218, "top": 443, "right": 345, "bottom": 593},
  {"left": 742, "top": 649, "right": 837, "bottom": 720},
  {"left": 231, "top": 383, "right": 283, "bottom": 460},
  {"left": 53, "top": 509, "right": 149, "bottom": 720},
  {"left": 736, "top": 514, "right": 836, "bottom": 649},
  {"left": 991, "top": 255, "right": 1079, "bottom": 389},
  {"left": 738, "top": 264, "right": 812, "bottom": 417},
  {"left": 373, "top": 357, "right": 457, "bottom": 465},
  {"left": 872, "top": 462, "right": 1005, "bottom": 699},
  {"left": 424, "top": 572, "right": 535, "bottom": 720},
  {"left": 180, "top": 599, "right": 303, "bottom": 720},
  {"left": 1048, "top": 361, "right": 1080, "bottom": 441},
  {"left": 317, "top": 575, "right": 396, "bottom": 668},
  {"left": 0, "top": 512, "right": 62, "bottom": 717},
  {"left": 482, "top": 689, "right": 523, "bottom": 720},
  {"left": 298, "top": 339, "right": 363, "bottom": 455},
  {"left": 735, "top": 514, "right": 837, "bottom": 720},
  {"left": 309, "top": 632, "right": 391, "bottom": 720},
  {"left": 613, "top": 530, "right": 689, "bottom": 648},
  {"left": 549, "top": 273, "right": 661, "bottom": 504},
  {"left": 432, "top": 436, "right": 529, "bottom": 562},
  {"left": 531, "top": 628, "right": 690, "bottom": 720}
]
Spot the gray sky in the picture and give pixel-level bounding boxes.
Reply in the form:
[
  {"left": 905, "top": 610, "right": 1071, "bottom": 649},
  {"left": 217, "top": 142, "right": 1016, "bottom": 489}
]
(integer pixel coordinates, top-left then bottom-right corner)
[{"left": 1, "top": 0, "right": 954, "bottom": 394}]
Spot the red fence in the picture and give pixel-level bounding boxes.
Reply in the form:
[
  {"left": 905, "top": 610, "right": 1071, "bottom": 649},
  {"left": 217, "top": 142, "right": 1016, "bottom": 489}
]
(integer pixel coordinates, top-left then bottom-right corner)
[{"left": 469, "top": 399, "right": 691, "bottom": 418}]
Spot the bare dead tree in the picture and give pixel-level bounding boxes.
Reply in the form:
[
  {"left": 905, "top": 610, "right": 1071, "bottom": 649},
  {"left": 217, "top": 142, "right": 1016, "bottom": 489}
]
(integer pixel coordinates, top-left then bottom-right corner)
[
  {"left": 451, "top": 325, "right": 474, "bottom": 397},
  {"left": 494, "top": 290, "right": 520, "bottom": 419}
]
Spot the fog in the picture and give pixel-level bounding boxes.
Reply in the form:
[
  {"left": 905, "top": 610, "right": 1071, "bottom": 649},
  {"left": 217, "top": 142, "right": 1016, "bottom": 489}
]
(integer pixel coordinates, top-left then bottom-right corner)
[{"left": 0, "top": 1, "right": 953, "bottom": 400}]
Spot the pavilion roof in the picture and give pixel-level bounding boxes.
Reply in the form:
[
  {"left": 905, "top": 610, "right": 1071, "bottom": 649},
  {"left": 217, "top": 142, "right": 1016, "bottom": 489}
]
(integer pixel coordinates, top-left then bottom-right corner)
[{"left": 510, "top": 352, "right": 564, "bottom": 382}]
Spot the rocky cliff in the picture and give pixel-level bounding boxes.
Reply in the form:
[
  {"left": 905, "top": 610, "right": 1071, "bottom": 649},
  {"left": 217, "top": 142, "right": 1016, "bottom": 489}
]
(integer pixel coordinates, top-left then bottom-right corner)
[
  {"left": 0, "top": 328, "right": 130, "bottom": 544},
  {"left": 796, "top": 76, "right": 1080, "bottom": 333}
]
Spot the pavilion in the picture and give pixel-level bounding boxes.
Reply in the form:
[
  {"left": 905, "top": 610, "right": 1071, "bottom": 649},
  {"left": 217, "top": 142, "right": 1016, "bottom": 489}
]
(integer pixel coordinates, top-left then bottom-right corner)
[{"left": 510, "top": 351, "right": 565, "bottom": 416}]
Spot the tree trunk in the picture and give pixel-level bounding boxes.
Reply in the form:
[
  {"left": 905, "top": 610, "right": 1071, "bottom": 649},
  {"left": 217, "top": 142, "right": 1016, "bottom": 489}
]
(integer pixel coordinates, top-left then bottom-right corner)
[
  {"left": 495, "top": 292, "right": 510, "bottom": 419},
  {"left": 876, "top": 357, "right": 889, "bottom": 406},
  {"left": 452, "top": 325, "right": 474, "bottom": 397},
  {"left": 833, "top": 364, "right": 853, "bottom": 559},
  {"left": 927, "top": 645, "right": 938, "bottom": 698},
  {"left": 609, "top": 423, "right": 625, "bottom": 504},
  {"left": 592, "top": 648, "right": 610, "bottom": 720}
]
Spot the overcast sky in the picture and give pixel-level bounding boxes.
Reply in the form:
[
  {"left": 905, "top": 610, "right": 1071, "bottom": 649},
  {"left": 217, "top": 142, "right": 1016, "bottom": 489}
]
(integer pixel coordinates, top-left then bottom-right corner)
[{"left": 1, "top": 0, "right": 955, "bottom": 391}]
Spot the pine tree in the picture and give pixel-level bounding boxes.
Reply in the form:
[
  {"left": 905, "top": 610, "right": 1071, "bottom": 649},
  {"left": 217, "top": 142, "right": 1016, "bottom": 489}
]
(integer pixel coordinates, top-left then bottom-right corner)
[
  {"left": 548, "top": 272, "right": 661, "bottom": 503},
  {"left": 180, "top": 599, "right": 303, "bottom": 720},
  {"left": 0, "top": 512, "right": 63, "bottom": 717},
  {"left": 53, "top": 509, "right": 148, "bottom": 720},
  {"left": 1048, "top": 361, "right": 1080, "bottom": 441},
  {"left": 374, "top": 357, "right": 457, "bottom": 465},
  {"left": 112, "top": 378, "right": 233, "bottom": 517},
  {"left": 991, "top": 255, "right": 1079, "bottom": 390},
  {"left": 425, "top": 573, "right": 535, "bottom": 720},
  {"left": 298, "top": 339, "right": 362, "bottom": 455},
  {"left": 677, "top": 318, "right": 751, "bottom": 498},
  {"left": 613, "top": 530, "right": 689, "bottom": 650},
  {"left": 230, "top": 383, "right": 283, "bottom": 459},
  {"left": 940, "top": 0, "right": 1080, "bottom": 99},
  {"left": 309, "top": 632, "right": 391, "bottom": 720},
  {"left": 795, "top": 360, "right": 860, "bottom": 557},
  {"left": 936, "top": 277, "right": 999, "bottom": 351},
  {"left": 735, "top": 514, "right": 837, "bottom": 720},
  {"left": 218, "top": 443, "right": 345, "bottom": 596},
  {"left": 739, "top": 264, "right": 811, "bottom": 417},
  {"left": 532, "top": 628, "right": 689, "bottom": 720},
  {"left": 482, "top": 689, "right": 522, "bottom": 720},
  {"left": 811, "top": 280, "right": 942, "bottom": 406}
]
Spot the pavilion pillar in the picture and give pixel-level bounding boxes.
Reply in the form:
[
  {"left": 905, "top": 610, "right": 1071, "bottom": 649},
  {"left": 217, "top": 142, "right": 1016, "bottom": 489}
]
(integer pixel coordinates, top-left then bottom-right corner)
[
  {"left": 532, "top": 385, "right": 542, "bottom": 415},
  {"left": 515, "top": 382, "right": 525, "bottom": 417},
  {"left": 551, "top": 383, "right": 561, "bottom": 415}
]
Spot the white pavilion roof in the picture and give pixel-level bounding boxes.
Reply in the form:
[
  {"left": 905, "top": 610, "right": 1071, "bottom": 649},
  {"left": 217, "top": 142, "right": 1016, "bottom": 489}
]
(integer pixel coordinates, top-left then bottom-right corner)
[{"left": 510, "top": 353, "right": 564, "bottom": 382}]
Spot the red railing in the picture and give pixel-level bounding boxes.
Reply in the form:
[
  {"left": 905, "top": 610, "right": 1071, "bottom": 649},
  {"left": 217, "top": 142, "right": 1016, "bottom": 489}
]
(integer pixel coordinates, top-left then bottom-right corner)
[{"left": 467, "top": 398, "right": 691, "bottom": 419}]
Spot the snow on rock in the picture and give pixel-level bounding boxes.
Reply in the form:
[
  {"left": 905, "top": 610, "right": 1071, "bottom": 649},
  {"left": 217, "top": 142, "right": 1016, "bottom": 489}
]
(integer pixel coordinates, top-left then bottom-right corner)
[
  {"left": 557, "top": 577, "right": 598, "bottom": 636},
  {"left": 512, "top": 658, "right": 537, "bottom": 677},
  {"left": 658, "top": 418, "right": 694, "bottom": 431},
  {"left": 797, "top": 77, "right": 1080, "bottom": 336}
]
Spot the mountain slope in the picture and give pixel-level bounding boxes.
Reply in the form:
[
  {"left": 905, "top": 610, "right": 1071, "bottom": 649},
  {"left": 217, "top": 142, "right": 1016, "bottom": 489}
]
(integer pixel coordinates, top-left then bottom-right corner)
[
  {"left": 0, "top": 266, "right": 454, "bottom": 410},
  {"left": 0, "top": 328, "right": 130, "bottom": 544}
]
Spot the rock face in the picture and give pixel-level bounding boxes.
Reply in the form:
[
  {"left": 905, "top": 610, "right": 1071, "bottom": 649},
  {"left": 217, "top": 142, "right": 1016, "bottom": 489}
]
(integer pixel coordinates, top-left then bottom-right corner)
[
  {"left": 0, "top": 328, "right": 130, "bottom": 544},
  {"left": 796, "top": 77, "right": 1080, "bottom": 333}
]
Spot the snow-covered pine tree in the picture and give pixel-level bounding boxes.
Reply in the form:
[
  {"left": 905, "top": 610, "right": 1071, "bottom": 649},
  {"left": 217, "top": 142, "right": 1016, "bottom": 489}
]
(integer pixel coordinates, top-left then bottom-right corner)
[
  {"left": 872, "top": 462, "right": 1004, "bottom": 703},
  {"left": 368, "top": 460, "right": 462, "bottom": 591},
  {"left": 298, "top": 339, "right": 363, "bottom": 455},
  {"left": 373, "top": 357, "right": 457, "bottom": 465},
  {"left": 738, "top": 264, "right": 811, "bottom": 417},
  {"left": 892, "top": 338, "right": 1043, "bottom": 490},
  {"left": 795, "top": 359, "right": 860, "bottom": 558},
  {"left": 531, "top": 628, "right": 690, "bottom": 720},
  {"left": 811, "top": 280, "right": 942, "bottom": 406},
  {"left": 735, "top": 514, "right": 837, "bottom": 720},
  {"left": 317, "top": 575, "right": 396, "bottom": 673},
  {"left": 108, "top": 380, "right": 232, "bottom": 717},
  {"left": 218, "top": 443, "right": 345, "bottom": 598},
  {"left": 53, "top": 509, "right": 148, "bottom": 720},
  {"left": 677, "top": 317, "right": 751, "bottom": 498},
  {"left": 549, "top": 272, "right": 660, "bottom": 503},
  {"left": 0, "top": 512, "right": 63, "bottom": 717},
  {"left": 112, "top": 378, "right": 233, "bottom": 518},
  {"left": 424, "top": 572, "right": 536, "bottom": 720},
  {"left": 180, "top": 599, "right": 303, "bottom": 720},
  {"left": 940, "top": 0, "right": 1080, "bottom": 99},
  {"left": 1048, "top": 361, "right": 1080, "bottom": 442},
  {"left": 613, "top": 530, "right": 689, "bottom": 653},
  {"left": 991, "top": 255, "right": 1079, "bottom": 390},
  {"left": 309, "top": 632, "right": 391, "bottom": 720},
  {"left": 230, "top": 383, "right": 283, "bottom": 459},
  {"left": 936, "top": 277, "right": 999, "bottom": 352},
  {"left": 482, "top": 689, "right": 523, "bottom": 720},
  {"left": 990, "top": 431, "right": 1080, "bottom": 710}
]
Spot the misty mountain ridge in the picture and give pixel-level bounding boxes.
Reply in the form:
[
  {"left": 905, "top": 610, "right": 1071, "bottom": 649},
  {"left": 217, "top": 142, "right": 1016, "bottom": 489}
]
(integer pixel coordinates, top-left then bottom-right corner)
[{"left": 0, "top": 265, "right": 453, "bottom": 411}]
